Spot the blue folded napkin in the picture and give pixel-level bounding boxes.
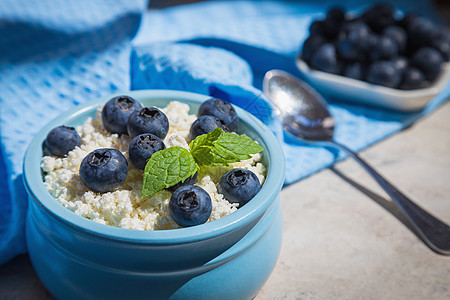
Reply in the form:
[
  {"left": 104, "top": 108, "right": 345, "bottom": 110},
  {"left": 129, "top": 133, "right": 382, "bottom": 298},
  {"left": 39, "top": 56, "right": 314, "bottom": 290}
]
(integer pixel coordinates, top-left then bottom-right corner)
[
  {"left": 0, "top": 0, "right": 448, "bottom": 266},
  {"left": 0, "top": 0, "right": 147, "bottom": 265}
]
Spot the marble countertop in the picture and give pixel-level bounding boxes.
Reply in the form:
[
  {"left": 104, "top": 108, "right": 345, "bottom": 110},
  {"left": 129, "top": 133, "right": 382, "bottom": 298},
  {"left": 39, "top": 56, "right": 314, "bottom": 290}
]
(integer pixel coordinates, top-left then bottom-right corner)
[{"left": 1, "top": 101, "right": 449, "bottom": 299}]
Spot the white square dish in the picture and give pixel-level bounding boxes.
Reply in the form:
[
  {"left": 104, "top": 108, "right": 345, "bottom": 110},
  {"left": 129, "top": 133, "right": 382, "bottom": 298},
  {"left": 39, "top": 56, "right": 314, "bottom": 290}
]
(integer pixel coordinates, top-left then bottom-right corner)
[{"left": 296, "top": 57, "right": 450, "bottom": 112}]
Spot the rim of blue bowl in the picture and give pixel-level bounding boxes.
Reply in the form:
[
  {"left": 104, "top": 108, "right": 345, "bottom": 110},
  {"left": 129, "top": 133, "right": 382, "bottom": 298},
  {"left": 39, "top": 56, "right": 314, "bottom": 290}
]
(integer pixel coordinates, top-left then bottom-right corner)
[{"left": 23, "top": 90, "right": 285, "bottom": 245}]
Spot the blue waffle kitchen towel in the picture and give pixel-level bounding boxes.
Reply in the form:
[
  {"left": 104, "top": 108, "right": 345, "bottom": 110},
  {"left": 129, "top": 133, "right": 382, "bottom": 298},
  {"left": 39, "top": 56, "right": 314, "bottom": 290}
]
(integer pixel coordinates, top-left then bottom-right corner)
[
  {"left": 0, "top": 0, "right": 449, "bottom": 266},
  {"left": 0, "top": 0, "right": 147, "bottom": 265}
]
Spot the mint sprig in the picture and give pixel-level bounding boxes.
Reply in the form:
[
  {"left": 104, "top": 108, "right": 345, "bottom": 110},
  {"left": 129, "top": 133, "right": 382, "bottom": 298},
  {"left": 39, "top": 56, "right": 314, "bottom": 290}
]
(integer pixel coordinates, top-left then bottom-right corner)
[
  {"left": 141, "top": 128, "right": 263, "bottom": 200},
  {"left": 190, "top": 128, "right": 264, "bottom": 166},
  {"left": 142, "top": 147, "right": 198, "bottom": 199}
]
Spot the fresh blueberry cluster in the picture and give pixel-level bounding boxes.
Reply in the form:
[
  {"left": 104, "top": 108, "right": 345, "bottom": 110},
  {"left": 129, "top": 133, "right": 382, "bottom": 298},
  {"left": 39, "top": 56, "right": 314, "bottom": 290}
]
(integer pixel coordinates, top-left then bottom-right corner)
[
  {"left": 189, "top": 98, "right": 238, "bottom": 141},
  {"left": 301, "top": 3, "right": 449, "bottom": 89},
  {"left": 44, "top": 96, "right": 263, "bottom": 228}
]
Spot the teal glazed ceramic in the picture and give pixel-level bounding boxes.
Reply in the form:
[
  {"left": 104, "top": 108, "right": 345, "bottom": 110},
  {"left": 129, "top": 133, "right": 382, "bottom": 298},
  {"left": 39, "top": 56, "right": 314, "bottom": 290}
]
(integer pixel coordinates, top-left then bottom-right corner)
[{"left": 23, "top": 90, "right": 285, "bottom": 299}]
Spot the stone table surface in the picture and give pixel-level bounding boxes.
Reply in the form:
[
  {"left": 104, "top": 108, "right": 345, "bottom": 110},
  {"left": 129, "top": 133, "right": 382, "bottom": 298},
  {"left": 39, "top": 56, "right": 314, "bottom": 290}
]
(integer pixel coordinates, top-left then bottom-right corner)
[{"left": 1, "top": 101, "right": 449, "bottom": 299}]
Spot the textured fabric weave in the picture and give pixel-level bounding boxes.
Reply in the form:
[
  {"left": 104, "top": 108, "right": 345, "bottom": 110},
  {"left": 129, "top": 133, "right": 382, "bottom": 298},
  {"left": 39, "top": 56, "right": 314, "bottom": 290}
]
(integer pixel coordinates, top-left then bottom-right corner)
[{"left": 0, "top": 0, "right": 146, "bottom": 265}]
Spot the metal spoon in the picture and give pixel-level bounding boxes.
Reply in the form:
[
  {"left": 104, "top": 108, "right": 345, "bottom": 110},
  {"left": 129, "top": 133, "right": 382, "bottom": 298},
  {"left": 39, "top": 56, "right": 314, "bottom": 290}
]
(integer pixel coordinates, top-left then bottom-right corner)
[{"left": 263, "top": 69, "right": 450, "bottom": 255}]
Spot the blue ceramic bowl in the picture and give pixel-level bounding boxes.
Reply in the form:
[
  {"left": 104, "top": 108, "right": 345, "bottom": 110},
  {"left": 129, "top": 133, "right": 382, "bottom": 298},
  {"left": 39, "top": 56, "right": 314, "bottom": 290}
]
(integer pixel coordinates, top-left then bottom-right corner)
[{"left": 23, "top": 90, "right": 285, "bottom": 300}]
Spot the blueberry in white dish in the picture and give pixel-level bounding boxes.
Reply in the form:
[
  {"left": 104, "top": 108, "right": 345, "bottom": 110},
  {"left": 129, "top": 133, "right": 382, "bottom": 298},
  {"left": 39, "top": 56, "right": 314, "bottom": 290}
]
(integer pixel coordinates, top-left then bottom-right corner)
[
  {"left": 102, "top": 95, "right": 142, "bottom": 135},
  {"left": 218, "top": 168, "right": 261, "bottom": 207},
  {"left": 337, "top": 22, "right": 373, "bottom": 62},
  {"left": 431, "top": 28, "right": 450, "bottom": 61},
  {"left": 343, "top": 62, "right": 366, "bottom": 80},
  {"left": 383, "top": 25, "right": 407, "bottom": 54},
  {"left": 367, "top": 60, "right": 402, "bottom": 88},
  {"left": 128, "top": 133, "right": 165, "bottom": 170},
  {"left": 169, "top": 185, "right": 212, "bottom": 227},
  {"left": 309, "top": 20, "right": 326, "bottom": 37},
  {"left": 311, "top": 43, "right": 340, "bottom": 74},
  {"left": 411, "top": 47, "right": 444, "bottom": 82},
  {"left": 323, "top": 7, "right": 346, "bottom": 39},
  {"left": 79, "top": 148, "right": 128, "bottom": 193},
  {"left": 399, "top": 66, "right": 427, "bottom": 90},
  {"left": 44, "top": 125, "right": 81, "bottom": 157},
  {"left": 391, "top": 56, "right": 409, "bottom": 75},
  {"left": 301, "top": 5, "right": 449, "bottom": 90},
  {"left": 189, "top": 115, "right": 229, "bottom": 141},
  {"left": 197, "top": 98, "right": 239, "bottom": 132},
  {"left": 431, "top": 38, "right": 450, "bottom": 62},
  {"left": 127, "top": 107, "right": 169, "bottom": 140},
  {"left": 369, "top": 35, "right": 398, "bottom": 61},
  {"left": 302, "top": 35, "right": 326, "bottom": 64},
  {"left": 167, "top": 172, "right": 198, "bottom": 193},
  {"left": 406, "top": 16, "right": 437, "bottom": 51},
  {"left": 398, "top": 12, "right": 419, "bottom": 31},
  {"left": 361, "top": 3, "right": 396, "bottom": 34}
]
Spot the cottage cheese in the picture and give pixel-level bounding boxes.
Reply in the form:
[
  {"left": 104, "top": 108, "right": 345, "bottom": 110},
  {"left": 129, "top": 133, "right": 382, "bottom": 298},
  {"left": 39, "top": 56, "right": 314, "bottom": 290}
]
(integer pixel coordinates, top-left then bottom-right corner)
[{"left": 41, "top": 101, "right": 266, "bottom": 230}]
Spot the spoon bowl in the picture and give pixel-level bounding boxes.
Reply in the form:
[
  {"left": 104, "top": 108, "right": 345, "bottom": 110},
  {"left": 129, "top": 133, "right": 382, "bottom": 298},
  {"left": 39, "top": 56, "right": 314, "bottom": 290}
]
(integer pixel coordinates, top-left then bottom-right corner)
[
  {"left": 263, "top": 70, "right": 334, "bottom": 141},
  {"left": 263, "top": 69, "right": 450, "bottom": 255}
]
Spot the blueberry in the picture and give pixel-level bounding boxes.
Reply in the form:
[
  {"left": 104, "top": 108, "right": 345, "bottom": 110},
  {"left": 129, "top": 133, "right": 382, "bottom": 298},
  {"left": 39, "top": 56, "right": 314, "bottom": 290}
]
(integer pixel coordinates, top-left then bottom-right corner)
[
  {"left": 337, "top": 22, "right": 373, "bottom": 61},
  {"left": 431, "top": 39, "right": 450, "bottom": 62},
  {"left": 370, "top": 36, "right": 398, "bottom": 61},
  {"left": 411, "top": 47, "right": 444, "bottom": 82},
  {"left": 311, "top": 43, "right": 340, "bottom": 74},
  {"left": 399, "top": 66, "right": 427, "bottom": 90},
  {"left": 218, "top": 168, "right": 261, "bottom": 207},
  {"left": 197, "top": 98, "right": 239, "bottom": 131},
  {"left": 167, "top": 172, "right": 198, "bottom": 193},
  {"left": 407, "top": 16, "right": 438, "bottom": 49},
  {"left": 128, "top": 133, "right": 165, "bottom": 170},
  {"left": 127, "top": 107, "right": 169, "bottom": 140},
  {"left": 44, "top": 125, "right": 81, "bottom": 157},
  {"left": 398, "top": 12, "right": 419, "bottom": 30},
  {"left": 102, "top": 95, "right": 142, "bottom": 135},
  {"left": 362, "top": 3, "right": 395, "bottom": 33},
  {"left": 326, "top": 7, "right": 345, "bottom": 24},
  {"left": 323, "top": 7, "right": 346, "bottom": 39},
  {"left": 383, "top": 25, "right": 407, "bottom": 54},
  {"left": 79, "top": 148, "right": 128, "bottom": 193},
  {"left": 435, "top": 27, "right": 450, "bottom": 42},
  {"left": 309, "top": 20, "right": 325, "bottom": 36},
  {"left": 431, "top": 28, "right": 450, "bottom": 61},
  {"left": 189, "top": 115, "right": 229, "bottom": 141},
  {"left": 169, "top": 185, "right": 212, "bottom": 227},
  {"left": 343, "top": 62, "right": 366, "bottom": 80},
  {"left": 367, "top": 60, "right": 402, "bottom": 88},
  {"left": 302, "top": 35, "right": 326, "bottom": 63},
  {"left": 391, "top": 56, "right": 409, "bottom": 75}
]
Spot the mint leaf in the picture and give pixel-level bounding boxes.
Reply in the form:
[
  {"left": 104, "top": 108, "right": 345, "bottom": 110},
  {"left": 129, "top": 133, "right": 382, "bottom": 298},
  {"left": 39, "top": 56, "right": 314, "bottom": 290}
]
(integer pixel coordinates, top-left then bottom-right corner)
[
  {"left": 190, "top": 128, "right": 264, "bottom": 166},
  {"left": 142, "top": 147, "right": 198, "bottom": 199}
]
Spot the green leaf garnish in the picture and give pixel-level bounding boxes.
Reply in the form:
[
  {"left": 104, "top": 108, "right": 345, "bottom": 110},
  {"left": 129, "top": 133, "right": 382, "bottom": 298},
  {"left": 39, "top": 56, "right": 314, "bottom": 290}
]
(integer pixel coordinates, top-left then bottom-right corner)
[
  {"left": 142, "top": 147, "right": 198, "bottom": 199},
  {"left": 189, "top": 128, "right": 264, "bottom": 166},
  {"left": 141, "top": 128, "right": 263, "bottom": 200}
]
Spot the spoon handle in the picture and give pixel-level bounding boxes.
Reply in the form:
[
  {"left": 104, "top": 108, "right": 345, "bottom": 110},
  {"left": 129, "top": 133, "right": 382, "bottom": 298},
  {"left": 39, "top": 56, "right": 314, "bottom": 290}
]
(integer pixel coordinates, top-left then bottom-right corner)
[{"left": 329, "top": 140, "right": 450, "bottom": 255}]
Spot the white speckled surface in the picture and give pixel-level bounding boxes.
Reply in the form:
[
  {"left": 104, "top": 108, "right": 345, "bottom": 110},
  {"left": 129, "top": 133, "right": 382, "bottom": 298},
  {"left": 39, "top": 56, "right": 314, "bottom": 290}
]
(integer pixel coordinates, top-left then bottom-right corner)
[{"left": 256, "top": 101, "right": 450, "bottom": 300}]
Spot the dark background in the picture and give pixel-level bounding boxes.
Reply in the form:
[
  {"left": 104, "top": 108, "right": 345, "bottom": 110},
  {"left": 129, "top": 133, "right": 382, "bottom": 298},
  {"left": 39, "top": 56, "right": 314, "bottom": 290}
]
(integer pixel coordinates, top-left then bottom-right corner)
[{"left": 148, "top": 0, "right": 450, "bottom": 24}]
